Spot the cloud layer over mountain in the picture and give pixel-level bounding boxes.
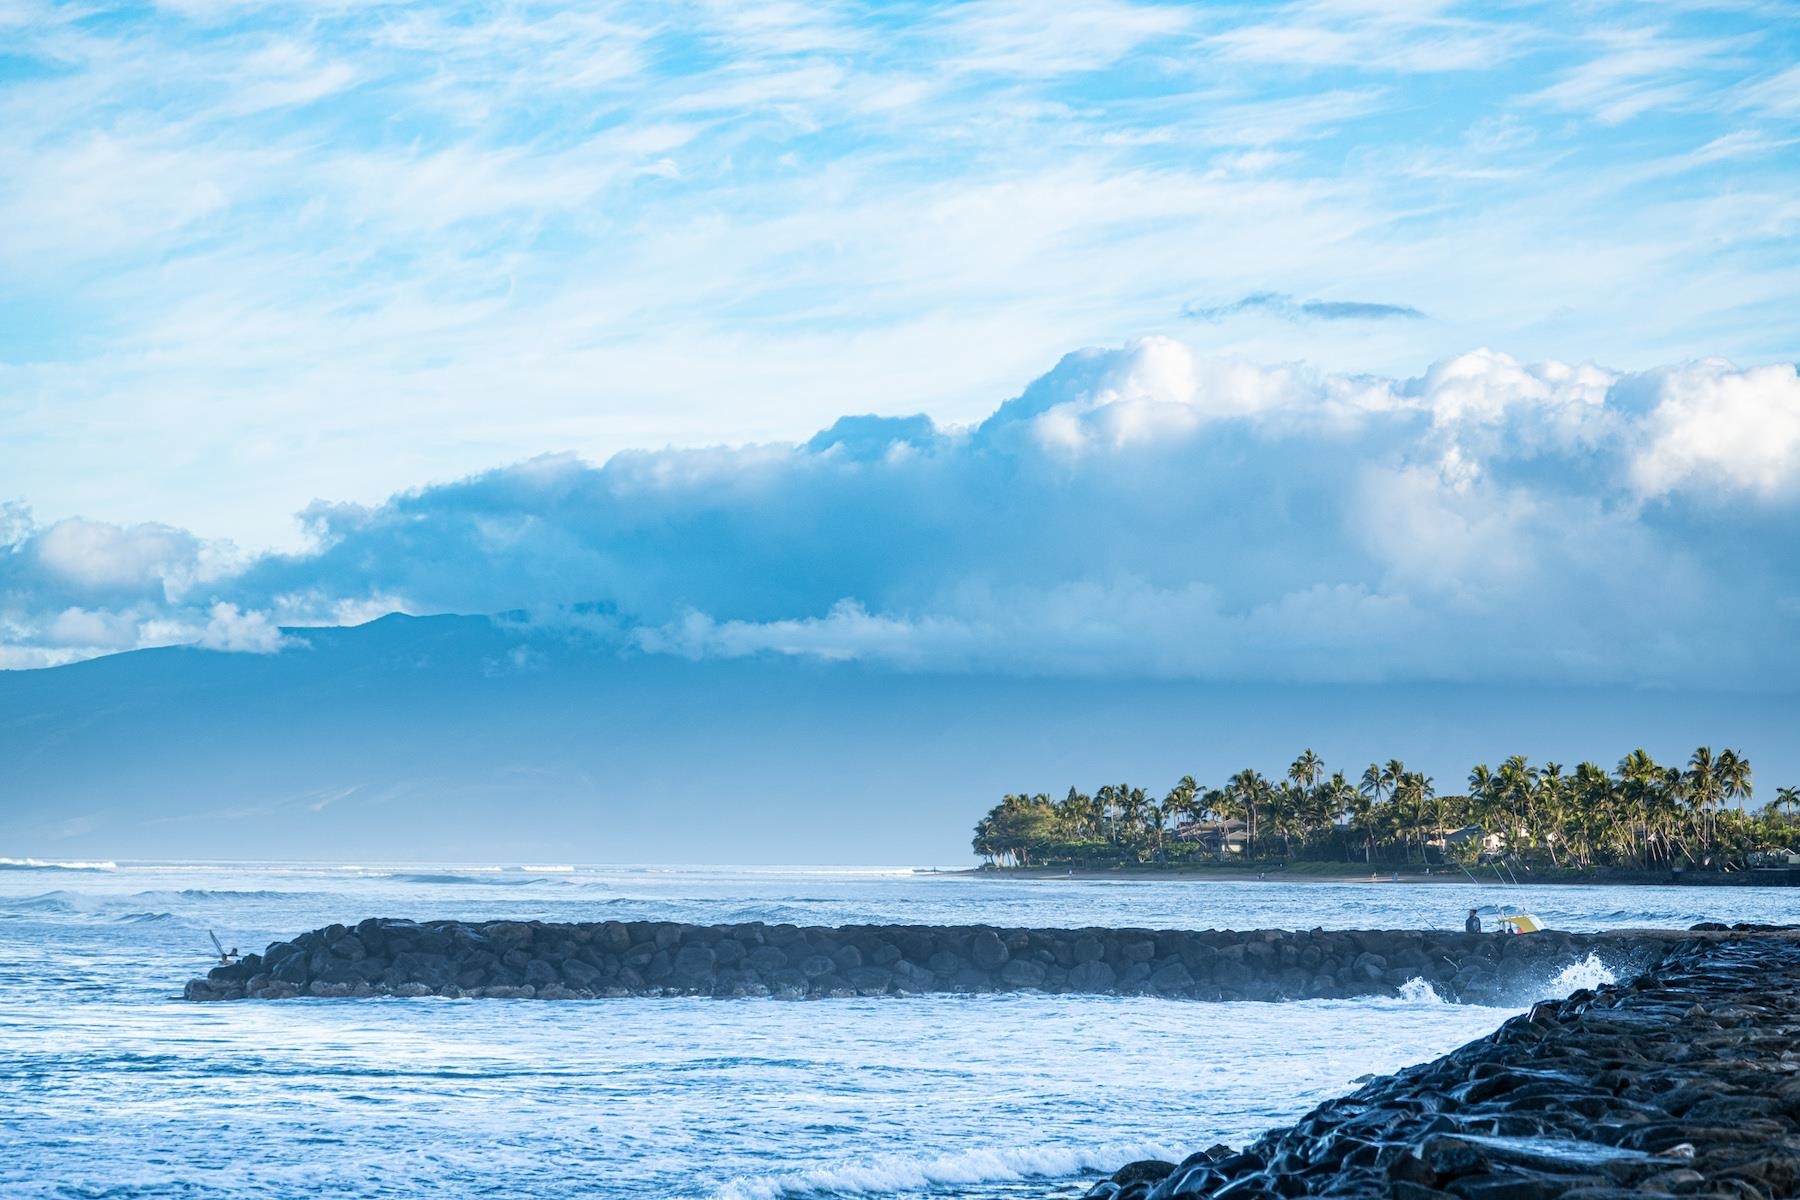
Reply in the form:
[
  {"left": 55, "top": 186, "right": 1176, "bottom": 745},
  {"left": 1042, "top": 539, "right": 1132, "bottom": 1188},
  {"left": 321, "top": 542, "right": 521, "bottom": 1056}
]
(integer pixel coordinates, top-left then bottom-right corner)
[{"left": 5, "top": 339, "right": 1798, "bottom": 684}]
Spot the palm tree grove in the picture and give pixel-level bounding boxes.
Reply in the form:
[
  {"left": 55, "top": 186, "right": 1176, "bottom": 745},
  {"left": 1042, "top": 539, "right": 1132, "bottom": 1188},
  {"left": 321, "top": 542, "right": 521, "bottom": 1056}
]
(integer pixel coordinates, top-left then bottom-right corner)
[{"left": 972, "top": 747, "right": 1799, "bottom": 878}]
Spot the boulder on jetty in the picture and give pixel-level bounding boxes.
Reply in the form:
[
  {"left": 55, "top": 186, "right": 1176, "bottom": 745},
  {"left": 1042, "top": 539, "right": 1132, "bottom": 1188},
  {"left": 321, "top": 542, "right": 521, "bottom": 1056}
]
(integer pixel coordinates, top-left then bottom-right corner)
[
  {"left": 1085, "top": 931, "right": 1800, "bottom": 1200},
  {"left": 182, "top": 919, "right": 1673, "bottom": 1003}
]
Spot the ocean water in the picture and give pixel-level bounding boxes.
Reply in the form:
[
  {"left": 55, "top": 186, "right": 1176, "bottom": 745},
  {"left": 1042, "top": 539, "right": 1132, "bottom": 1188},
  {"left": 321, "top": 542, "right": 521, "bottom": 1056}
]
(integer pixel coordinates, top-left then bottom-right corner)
[{"left": 2, "top": 862, "right": 1792, "bottom": 1199}]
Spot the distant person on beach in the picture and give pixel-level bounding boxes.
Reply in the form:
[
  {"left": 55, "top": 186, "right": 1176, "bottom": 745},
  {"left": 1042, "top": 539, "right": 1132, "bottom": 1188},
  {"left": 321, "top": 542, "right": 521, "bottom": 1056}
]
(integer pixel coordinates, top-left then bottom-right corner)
[{"left": 1465, "top": 908, "right": 1482, "bottom": 934}]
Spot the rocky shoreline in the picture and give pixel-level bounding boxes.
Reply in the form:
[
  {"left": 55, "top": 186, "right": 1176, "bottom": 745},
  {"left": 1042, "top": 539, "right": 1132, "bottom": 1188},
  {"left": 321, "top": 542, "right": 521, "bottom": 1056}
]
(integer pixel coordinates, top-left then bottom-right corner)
[
  {"left": 183, "top": 919, "right": 1677, "bottom": 1003},
  {"left": 1085, "top": 930, "right": 1800, "bottom": 1199}
]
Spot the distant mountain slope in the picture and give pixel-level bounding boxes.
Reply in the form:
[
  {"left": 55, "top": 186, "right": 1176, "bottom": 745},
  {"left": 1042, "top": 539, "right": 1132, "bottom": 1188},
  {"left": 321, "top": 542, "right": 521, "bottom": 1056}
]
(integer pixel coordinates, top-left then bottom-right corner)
[{"left": 3, "top": 614, "right": 1796, "bottom": 863}]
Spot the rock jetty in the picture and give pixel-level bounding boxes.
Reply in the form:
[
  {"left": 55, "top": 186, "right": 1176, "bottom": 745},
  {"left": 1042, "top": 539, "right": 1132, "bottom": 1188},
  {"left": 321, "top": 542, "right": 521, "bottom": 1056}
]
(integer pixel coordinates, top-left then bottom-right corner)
[
  {"left": 183, "top": 919, "right": 1675, "bottom": 1003},
  {"left": 1086, "top": 931, "right": 1800, "bottom": 1200}
]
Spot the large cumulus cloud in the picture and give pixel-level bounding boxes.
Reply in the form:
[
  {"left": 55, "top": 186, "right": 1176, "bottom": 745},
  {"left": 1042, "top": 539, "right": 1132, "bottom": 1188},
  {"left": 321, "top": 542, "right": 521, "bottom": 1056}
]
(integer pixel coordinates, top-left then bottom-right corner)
[{"left": 4, "top": 339, "right": 1798, "bottom": 683}]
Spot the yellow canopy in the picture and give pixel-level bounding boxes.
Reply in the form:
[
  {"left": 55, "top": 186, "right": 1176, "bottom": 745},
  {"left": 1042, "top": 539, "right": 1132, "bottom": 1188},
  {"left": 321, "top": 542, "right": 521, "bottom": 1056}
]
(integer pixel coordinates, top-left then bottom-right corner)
[{"left": 1496, "top": 913, "right": 1543, "bottom": 934}]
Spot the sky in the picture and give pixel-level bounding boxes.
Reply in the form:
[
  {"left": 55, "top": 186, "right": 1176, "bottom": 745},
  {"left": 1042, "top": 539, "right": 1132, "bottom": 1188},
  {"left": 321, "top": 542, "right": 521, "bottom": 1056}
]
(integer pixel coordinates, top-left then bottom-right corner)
[{"left": 3, "top": 0, "right": 1799, "bottom": 683}]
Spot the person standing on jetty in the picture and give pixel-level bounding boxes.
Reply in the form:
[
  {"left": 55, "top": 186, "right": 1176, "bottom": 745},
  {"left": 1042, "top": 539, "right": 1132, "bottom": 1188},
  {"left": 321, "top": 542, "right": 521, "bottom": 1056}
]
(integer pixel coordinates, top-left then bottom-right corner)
[{"left": 1465, "top": 908, "right": 1482, "bottom": 933}]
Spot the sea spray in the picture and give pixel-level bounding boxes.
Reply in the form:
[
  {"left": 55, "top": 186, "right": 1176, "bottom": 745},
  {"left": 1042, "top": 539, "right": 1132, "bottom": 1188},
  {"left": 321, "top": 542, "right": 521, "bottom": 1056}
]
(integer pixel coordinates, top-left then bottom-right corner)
[
  {"left": 1547, "top": 951, "right": 1616, "bottom": 994},
  {"left": 1396, "top": 977, "right": 1446, "bottom": 1005}
]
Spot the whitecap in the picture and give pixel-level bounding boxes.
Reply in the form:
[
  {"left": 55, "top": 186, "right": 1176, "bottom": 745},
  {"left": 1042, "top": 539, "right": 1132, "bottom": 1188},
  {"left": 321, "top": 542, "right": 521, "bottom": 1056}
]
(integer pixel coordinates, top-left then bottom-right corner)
[
  {"left": 1546, "top": 952, "right": 1616, "bottom": 995},
  {"left": 0, "top": 857, "right": 117, "bottom": 871},
  {"left": 711, "top": 1139, "right": 1179, "bottom": 1200},
  {"left": 1396, "top": 977, "right": 1446, "bottom": 1005}
]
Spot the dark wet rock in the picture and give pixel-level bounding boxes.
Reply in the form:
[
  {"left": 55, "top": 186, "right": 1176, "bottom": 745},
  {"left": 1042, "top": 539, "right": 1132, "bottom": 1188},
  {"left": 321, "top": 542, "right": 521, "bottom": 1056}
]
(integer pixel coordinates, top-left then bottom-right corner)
[
  {"left": 1111, "top": 1160, "right": 1178, "bottom": 1187},
  {"left": 744, "top": 945, "right": 788, "bottom": 971},
  {"left": 999, "top": 959, "right": 1047, "bottom": 988},
  {"left": 1069, "top": 960, "right": 1117, "bottom": 991},
  {"left": 187, "top": 919, "right": 1685, "bottom": 1005},
  {"left": 671, "top": 944, "right": 717, "bottom": 983},
  {"left": 970, "top": 929, "right": 1010, "bottom": 968},
  {"left": 1150, "top": 962, "right": 1195, "bottom": 993},
  {"left": 1088, "top": 934, "right": 1800, "bottom": 1199}
]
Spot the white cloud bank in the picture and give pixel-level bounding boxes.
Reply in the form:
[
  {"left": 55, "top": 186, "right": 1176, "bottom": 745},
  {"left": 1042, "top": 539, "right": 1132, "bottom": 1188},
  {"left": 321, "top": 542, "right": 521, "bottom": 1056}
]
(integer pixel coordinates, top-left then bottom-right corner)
[{"left": 4, "top": 340, "right": 1798, "bottom": 684}]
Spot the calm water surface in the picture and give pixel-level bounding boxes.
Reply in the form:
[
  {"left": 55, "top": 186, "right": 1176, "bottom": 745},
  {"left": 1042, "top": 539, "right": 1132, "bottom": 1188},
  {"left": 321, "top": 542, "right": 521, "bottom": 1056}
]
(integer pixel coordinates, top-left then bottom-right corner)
[{"left": 2, "top": 862, "right": 1791, "bottom": 1198}]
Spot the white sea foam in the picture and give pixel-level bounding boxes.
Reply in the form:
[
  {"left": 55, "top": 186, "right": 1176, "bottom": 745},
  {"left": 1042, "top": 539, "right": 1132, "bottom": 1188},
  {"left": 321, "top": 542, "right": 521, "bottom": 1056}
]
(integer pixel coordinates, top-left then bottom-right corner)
[
  {"left": 712, "top": 1140, "right": 1180, "bottom": 1200},
  {"left": 1396, "top": 977, "right": 1446, "bottom": 1005},
  {"left": 1547, "top": 952, "right": 1616, "bottom": 994},
  {"left": 0, "top": 857, "right": 117, "bottom": 871}
]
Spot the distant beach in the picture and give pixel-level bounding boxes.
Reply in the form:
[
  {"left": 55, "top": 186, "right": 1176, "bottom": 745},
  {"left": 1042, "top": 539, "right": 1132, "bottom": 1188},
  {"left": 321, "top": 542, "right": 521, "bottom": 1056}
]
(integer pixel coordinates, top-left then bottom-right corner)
[{"left": 956, "top": 862, "right": 1795, "bottom": 888}]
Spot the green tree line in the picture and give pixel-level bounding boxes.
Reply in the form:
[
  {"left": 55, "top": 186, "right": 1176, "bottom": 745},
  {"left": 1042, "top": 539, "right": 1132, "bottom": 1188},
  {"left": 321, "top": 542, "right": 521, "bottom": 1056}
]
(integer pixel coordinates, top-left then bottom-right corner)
[{"left": 972, "top": 747, "right": 1800, "bottom": 872}]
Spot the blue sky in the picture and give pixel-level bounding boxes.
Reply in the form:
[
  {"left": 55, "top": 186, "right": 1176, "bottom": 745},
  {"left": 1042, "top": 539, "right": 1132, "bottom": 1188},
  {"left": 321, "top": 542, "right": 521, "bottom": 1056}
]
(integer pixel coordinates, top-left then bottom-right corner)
[{"left": 2, "top": 0, "right": 1798, "bottom": 679}]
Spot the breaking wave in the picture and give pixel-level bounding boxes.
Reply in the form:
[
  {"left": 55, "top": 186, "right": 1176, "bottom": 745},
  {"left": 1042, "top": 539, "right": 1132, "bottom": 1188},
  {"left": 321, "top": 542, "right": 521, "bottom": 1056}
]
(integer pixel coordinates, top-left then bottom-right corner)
[
  {"left": 1546, "top": 952, "right": 1617, "bottom": 994},
  {"left": 161, "top": 889, "right": 310, "bottom": 902},
  {"left": 1396, "top": 977, "right": 1446, "bottom": 1005},
  {"left": 386, "top": 873, "right": 554, "bottom": 886},
  {"left": 0, "top": 857, "right": 116, "bottom": 871},
  {"left": 712, "top": 1139, "right": 1179, "bottom": 1199},
  {"left": 0, "top": 890, "right": 92, "bottom": 914}
]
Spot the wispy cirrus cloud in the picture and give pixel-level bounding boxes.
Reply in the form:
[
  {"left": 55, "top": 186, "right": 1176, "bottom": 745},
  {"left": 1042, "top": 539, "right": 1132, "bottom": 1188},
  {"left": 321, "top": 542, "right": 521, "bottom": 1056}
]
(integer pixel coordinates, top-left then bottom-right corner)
[{"left": 0, "top": 0, "right": 1795, "bottom": 559}]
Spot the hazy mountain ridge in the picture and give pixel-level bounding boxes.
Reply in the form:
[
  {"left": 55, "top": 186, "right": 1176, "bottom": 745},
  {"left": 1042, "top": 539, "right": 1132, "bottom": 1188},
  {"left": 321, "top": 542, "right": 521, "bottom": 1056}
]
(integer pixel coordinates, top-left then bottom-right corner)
[{"left": 4, "top": 614, "right": 1796, "bottom": 863}]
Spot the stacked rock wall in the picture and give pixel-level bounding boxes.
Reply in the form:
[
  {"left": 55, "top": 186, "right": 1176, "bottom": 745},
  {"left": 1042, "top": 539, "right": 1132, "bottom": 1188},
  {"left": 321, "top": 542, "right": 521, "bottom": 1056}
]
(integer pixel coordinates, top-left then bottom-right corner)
[
  {"left": 1084, "top": 933, "right": 1800, "bottom": 1199},
  {"left": 183, "top": 919, "right": 1676, "bottom": 1003}
]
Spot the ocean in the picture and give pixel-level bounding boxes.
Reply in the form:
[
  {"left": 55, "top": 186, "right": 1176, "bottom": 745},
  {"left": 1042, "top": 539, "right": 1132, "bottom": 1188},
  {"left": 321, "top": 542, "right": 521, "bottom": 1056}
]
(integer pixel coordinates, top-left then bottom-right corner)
[{"left": 3, "top": 862, "right": 1792, "bottom": 1199}]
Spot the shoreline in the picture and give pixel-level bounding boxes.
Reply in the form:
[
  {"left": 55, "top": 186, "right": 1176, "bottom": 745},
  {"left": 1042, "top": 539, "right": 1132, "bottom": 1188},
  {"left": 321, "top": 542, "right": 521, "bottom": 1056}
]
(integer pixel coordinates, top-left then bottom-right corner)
[
  {"left": 1086, "top": 930, "right": 1800, "bottom": 1199},
  {"left": 949, "top": 862, "right": 1797, "bottom": 888}
]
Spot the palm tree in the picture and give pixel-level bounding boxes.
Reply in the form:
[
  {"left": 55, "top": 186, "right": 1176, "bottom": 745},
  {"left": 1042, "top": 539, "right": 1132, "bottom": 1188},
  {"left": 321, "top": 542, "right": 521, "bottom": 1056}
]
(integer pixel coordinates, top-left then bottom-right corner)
[
  {"left": 1268, "top": 782, "right": 1304, "bottom": 859},
  {"left": 1112, "top": 785, "right": 1147, "bottom": 849},
  {"left": 1416, "top": 774, "right": 1443, "bottom": 862},
  {"left": 1719, "top": 749, "right": 1753, "bottom": 817},
  {"left": 1146, "top": 797, "right": 1169, "bottom": 860},
  {"left": 1391, "top": 770, "right": 1436, "bottom": 864},
  {"left": 1687, "top": 747, "right": 1721, "bottom": 856},
  {"left": 1617, "top": 749, "right": 1665, "bottom": 867},
  {"left": 1495, "top": 755, "right": 1538, "bottom": 851},
  {"left": 1383, "top": 759, "right": 1406, "bottom": 798},
  {"left": 1228, "top": 769, "right": 1270, "bottom": 859},
  {"left": 1345, "top": 786, "right": 1377, "bottom": 863},
  {"left": 1572, "top": 761, "right": 1615, "bottom": 867},
  {"left": 1163, "top": 776, "right": 1200, "bottom": 843},
  {"left": 1302, "top": 773, "right": 1341, "bottom": 855},
  {"left": 973, "top": 747, "right": 1794, "bottom": 874},
  {"left": 1094, "top": 784, "right": 1117, "bottom": 844},
  {"left": 1211, "top": 783, "right": 1245, "bottom": 861},
  {"left": 1289, "top": 750, "right": 1324, "bottom": 793},
  {"left": 1775, "top": 785, "right": 1800, "bottom": 825},
  {"left": 1360, "top": 762, "right": 1390, "bottom": 812},
  {"left": 1539, "top": 762, "right": 1565, "bottom": 867}
]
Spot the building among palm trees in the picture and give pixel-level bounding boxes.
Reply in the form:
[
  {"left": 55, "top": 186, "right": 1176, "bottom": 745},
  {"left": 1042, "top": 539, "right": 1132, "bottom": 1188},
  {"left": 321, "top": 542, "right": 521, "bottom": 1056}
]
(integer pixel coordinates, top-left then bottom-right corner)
[
  {"left": 1429, "top": 824, "right": 1505, "bottom": 858},
  {"left": 1174, "top": 819, "right": 1249, "bottom": 856}
]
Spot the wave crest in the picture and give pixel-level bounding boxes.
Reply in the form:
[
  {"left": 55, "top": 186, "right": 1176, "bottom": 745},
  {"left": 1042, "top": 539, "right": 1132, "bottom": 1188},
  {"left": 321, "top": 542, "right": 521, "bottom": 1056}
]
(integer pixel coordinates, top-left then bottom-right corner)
[
  {"left": 712, "top": 1140, "right": 1177, "bottom": 1199},
  {"left": 1546, "top": 952, "right": 1616, "bottom": 995},
  {"left": 1396, "top": 977, "right": 1446, "bottom": 1005},
  {"left": 0, "top": 858, "right": 116, "bottom": 871}
]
